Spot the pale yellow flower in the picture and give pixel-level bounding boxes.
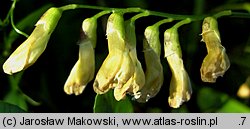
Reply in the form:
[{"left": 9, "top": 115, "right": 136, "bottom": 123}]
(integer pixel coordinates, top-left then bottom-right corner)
[
  {"left": 93, "top": 13, "right": 134, "bottom": 96},
  {"left": 64, "top": 18, "right": 97, "bottom": 95},
  {"left": 136, "top": 25, "right": 163, "bottom": 103},
  {"left": 113, "top": 21, "right": 145, "bottom": 101},
  {"left": 3, "top": 7, "right": 62, "bottom": 75},
  {"left": 200, "top": 17, "right": 230, "bottom": 82},
  {"left": 164, "top": 28, "right": 192, "bottom": 108},
  {"left": 64, "top": 41, "right": 95, "bottom": 95}
]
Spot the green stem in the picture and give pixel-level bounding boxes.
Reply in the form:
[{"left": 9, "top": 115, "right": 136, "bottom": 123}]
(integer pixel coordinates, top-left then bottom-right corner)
[
  {"left": 10, "top": 2, "right": 250, "bottom": 39},
  {"left": 130, "top": 11, "right": 150, "bottom": 23},
  {"left": 92, "top": 10, "right": 111, "bottom": 19},
  {"left": 213, "top": 3, "right": 250, "bottom": 13},
  {"left": 213, "top": 10, "right": 232, "bottom": 19},
  {"left": 59, "top": 4, "right": 250, "bottom": 21},
  {"left": 60, "top": 4, "right": 111, "bottom": 11},
  {"left": 230, "top": 12, "right": 250, "bottom": 18},
  {"left": 10, "top": 0, "right": 29, "bottom": 38},
  {"left": 173, "top": 18, "right": 192, "bottom": 29},
  {"left": 152, "top": 18, "right": 174, "bottom": 28}
]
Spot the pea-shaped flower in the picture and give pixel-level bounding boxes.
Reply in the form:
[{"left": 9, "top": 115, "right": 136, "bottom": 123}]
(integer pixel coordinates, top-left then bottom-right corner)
[
  {"left": 64, "top": 18, "right": 97, "bottom": 95},
  {"left": 200, "top": 17, "right": 230, "bottom": 83},
  {"left": 136, "top": 25, "right": 164, "bottom": 103},
  {"left": 93, "top": 13, "right": 135, "bottom": 97},
  {"left": 114, "top": 20, "right": 145, "bottom": 101},
  {"left": 3, "top": 7, "right": 62, "bottom": 75},
  {"left": 164, "top": 27, "right": 192, "bottom": 108}
]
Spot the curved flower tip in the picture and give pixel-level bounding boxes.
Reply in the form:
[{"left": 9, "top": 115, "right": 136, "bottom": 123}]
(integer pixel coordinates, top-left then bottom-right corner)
[
  {"left": 114, "top": 79, "right": 131, "bottom": 101},
  {"left": 3, "top": 7, "right": 62, "bottom": 75},
  {"left": 113, "top": 49, "right": 145, "bottom": 101},
  {"left": 64, "top": 41, "right": 95, "bottom": 95},
  {"left": 168, "top": 59, "right": 192, "bottom": 108},
  {"left": 200, "top": 17, "right": 230, "bottom": 83},
  {"left": 94, "top": 48, "right": 135, "bottom": 98},
  {"left": 93, "top": 50, "right": 124, "bottom": 94}
]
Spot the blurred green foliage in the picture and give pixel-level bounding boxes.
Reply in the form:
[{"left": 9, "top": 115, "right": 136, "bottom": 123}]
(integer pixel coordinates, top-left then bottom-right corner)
[
  {"left": 94, "top": 90, "right": 133, "bottom": 113},
  {"left": 0, "top": 0, "right": 250, "bottom": 112}
]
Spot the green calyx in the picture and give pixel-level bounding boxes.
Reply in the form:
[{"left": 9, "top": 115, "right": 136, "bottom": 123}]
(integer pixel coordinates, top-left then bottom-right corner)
[
  {"left": 164, "top": 27, "right": 182, "bottom": 57},
  {"left": 106, "top": 12, "right": 126, "bottom": 51},
  {"left": 37, "top": 7, "right": 62, "bottom": 33},
  {"left": 82, "top": 17, "right": 97, "bottom": 48}
]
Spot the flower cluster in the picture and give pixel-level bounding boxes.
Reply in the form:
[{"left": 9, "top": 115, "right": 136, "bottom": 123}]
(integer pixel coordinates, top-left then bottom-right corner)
[{"left": 2, "top": 7, "right": 231, "bottom": 109}]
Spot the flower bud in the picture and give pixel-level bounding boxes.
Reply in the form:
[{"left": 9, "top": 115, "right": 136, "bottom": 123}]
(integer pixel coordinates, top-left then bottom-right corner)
[
  {"left": 164, "top": 28, "right": 192, "bottom": 108},
  {"left": 64, "top": 18, "right": 97, "bottom": 95},
  {"left": 136, "top": 25, "right": 163, "bottom": 103},
  {"left": 200, "top": 17, "right": 230, "bottom": 82},
  {"left": 3, "top": 7, "right": 62, "bottom": 75}
]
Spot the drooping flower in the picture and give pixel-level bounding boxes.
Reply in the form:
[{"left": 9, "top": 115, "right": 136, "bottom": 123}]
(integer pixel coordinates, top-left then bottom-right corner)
[
  {"left": 200, "top": 17, "right": 230, "bottom": 83},
  {"left": 114, "top": 20, "right": 145, "bottom": 101},
  {"left": 93, "top": 13, "right": 135, "bottom": 98},
  {"left": 136, "top": 25, "right": 164, "bottom": 103},
  {"left": 3, "top": 7, "right": 62, "bottom": 75},
  {"left": 164, "top": 27, "right": 192, "bottom": 108},
  {"left": 64, "top": 18, "right": 97, "bottom": 95}
]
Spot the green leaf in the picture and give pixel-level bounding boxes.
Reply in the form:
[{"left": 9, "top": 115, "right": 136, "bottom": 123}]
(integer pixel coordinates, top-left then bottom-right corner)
[
  {"left": 197, "top": 87, "right": 250, "bottom": 112},
  {"left": 93, "top": 90, "right": 134, "bottom": 113},
  {"left": 217, "top": 99, "right": 250, "bottom": 113},
  {"left": 0, "top": 101, "right": 26, "bottom": 113},
  {"left": 3, "top": 90, "right": 28, "bottom": 111}
]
